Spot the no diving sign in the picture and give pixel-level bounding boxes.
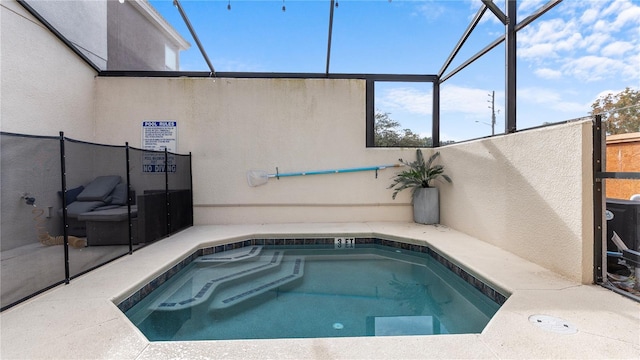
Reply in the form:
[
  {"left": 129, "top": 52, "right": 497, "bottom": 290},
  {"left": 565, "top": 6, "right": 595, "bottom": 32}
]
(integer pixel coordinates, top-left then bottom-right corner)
[{"left": 142, "top": 121, "right": 177, "bottom": 173}]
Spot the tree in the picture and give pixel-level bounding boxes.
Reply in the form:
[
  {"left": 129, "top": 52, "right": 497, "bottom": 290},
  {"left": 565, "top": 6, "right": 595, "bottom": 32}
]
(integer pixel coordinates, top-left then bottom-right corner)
[
  {"left": 590, "top": 87, "right": 640, "bottom": 135},
  {"left": 374, "top": 112, "right": 433, "bottom": 147}
]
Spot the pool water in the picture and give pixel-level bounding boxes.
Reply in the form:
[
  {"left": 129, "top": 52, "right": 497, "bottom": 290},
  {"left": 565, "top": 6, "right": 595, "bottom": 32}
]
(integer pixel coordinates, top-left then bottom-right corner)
[{"left": 125, "top": 245, "right": 501, "bottom": 341}]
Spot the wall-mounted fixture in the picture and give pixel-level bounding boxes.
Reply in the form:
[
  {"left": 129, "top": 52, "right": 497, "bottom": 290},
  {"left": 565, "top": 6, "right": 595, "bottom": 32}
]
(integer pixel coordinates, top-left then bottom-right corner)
[{"left": 21, "top": 193, "right": 36, "bottom": 207}]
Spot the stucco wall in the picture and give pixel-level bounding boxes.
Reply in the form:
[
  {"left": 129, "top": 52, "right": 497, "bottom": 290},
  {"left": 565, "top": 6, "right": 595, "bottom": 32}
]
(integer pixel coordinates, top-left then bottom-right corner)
[
  {"left": 0, "top": 0, "right": 97, "bottom": 138},
  {"left": 438, "top": 121, "right": 594, "bottom": 283},
  {"left": 94, "top": 77, "right": 416, "bottom": 224},
  {"left": 20, "top": 0, "right": 107, "bottom": 69}
]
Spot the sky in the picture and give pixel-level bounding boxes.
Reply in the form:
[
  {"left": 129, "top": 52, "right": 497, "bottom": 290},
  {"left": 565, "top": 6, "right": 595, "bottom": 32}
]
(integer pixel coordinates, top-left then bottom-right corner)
[{"left": 149, "top": 0, "right": 640, "bottom": 142}]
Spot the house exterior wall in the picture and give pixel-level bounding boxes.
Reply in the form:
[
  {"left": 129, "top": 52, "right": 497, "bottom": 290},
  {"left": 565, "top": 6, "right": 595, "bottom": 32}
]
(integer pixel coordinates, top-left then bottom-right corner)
[
  {"left": 19, "top": 0, "right": 108, "bottom": 69},
  {"left": 605, "top": 132, "right": 640, "bottom": 200},
  {"left": 107, "top": 0, "right": 183, "bottom": 71},
  {"left": 0, "top": 0, "right": 97, "bottom": 138},
  {"left": 15, "top": 0, "right": 187, "bottom": 72}
]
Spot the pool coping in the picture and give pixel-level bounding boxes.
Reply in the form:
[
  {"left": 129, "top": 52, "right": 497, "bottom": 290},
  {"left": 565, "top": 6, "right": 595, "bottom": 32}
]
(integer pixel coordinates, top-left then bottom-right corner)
[{"left": 1, "top": 222, "right": 639, "bottom": 359}]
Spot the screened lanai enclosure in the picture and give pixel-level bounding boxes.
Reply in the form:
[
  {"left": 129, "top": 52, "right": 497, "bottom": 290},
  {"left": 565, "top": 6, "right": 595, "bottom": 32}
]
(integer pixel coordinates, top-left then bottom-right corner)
[
  {"left": 16, "top": 0, "right": 568, "bottom": 143},
  {"left": 1, "top": 0, "right": 639, "bottom": 309}
]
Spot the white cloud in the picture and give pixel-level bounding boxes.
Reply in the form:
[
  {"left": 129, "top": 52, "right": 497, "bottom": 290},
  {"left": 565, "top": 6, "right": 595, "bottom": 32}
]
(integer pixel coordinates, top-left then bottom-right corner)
[
  {"left": 518, "top": 87, "right": 589, "bottom": 114},
  {"left": 602, "top": 0, "right": 636, "bottom": 19},
  {"left": 628, "top": 52, "right": 640, "bottom": 83},
  {"left": 377, "top": 84, "right": 505, "bottom": 120},
  {"left": 378, "top": 87, "right": 432, "bottom": 115},
  {"left": 414, "top": 1, "right": 447, "bottom": 22},
  {"left": 601, "top": 41, "right": 634, "bottom": 57},
  {"left": 556, "top": 32, "right": 584, "bottom": 52},
  {"left": 582, "top": 33, "right": 612, "bottom": 54},
  {"left": 593, "top": 19, "right": 613, "bottom": 33},
  {"left": 611, "top": 5, "right": 640, "bottom": 30},
  {"left": 580, "top": 8, "right": 599, "bottom": 24},
  {"left": 518, "top": 18, "right": 582, "bottom": 60},
  {"left": 517, "top": 0, "right": 547, "bottom": 17},
  {"left": 519, "top": 43, "right": 558, "bottom": 60},
  {"left": 561, "top": 55, "right": 634, "bottom": 82},
  {"left": 440, "top": 85, "right": 500, "bottom": 117},
  {"left": 584, "top": 1, "right": 640, "bottom": 38},
  {"left": 534, "top": 68, "right": 562, "bottom": 79},
  {"left": 517, "top": 0, "right": 640, "bottom": 83}
]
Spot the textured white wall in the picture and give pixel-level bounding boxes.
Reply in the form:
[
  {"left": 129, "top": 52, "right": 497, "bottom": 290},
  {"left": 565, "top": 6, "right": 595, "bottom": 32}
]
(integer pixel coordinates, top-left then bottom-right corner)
[
  {"left": 94, "top": 77, "right": 416, "bottom": 224},
  {"left": 23, "top": 0, "right": 107, "bottom": 69},
  {"left": 438, "top": 121, "right": 594, "bottom": 283},
  {"left": 0, "top": 0, "right": 97, "bottom": 138}
]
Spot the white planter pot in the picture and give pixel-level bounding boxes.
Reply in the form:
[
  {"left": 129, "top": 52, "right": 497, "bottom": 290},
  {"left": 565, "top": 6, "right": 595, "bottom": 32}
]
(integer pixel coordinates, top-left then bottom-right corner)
[{"left": 413, "top": 187, "right": 439, "bottom": 224}]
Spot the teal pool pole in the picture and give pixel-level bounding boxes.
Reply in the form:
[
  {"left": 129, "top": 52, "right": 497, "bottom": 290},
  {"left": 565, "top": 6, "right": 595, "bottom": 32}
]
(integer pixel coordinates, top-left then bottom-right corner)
[
  {"left": 275, "top": 164, "right": 400, "bottom": 177},
  {"left": 247, "top": 164, "right": 402, "bottom": 186}
]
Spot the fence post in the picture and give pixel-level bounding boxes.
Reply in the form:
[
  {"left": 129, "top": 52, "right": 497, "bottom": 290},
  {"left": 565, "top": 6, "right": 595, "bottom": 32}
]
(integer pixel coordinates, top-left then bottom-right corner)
[
  {"left": 59, "top": 131, "right": 70, "bottom": 284},
  {"left": 165, "top": 148, "right": 170, "bottom": 235},
  {"left": 593, "top": 115, "right": 604, "bottom": 284},
  {"left": 190, "top": 152, "right": 194, "bottom": 226},
  {"left": 126, "top": 142, "right": 133, "bottom": 255}
]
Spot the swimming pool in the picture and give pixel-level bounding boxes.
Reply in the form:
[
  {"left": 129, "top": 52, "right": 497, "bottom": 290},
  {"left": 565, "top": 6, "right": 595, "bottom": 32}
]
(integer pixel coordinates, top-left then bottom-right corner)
[{"left": 120, "top": 238, "right": 506, "bottom": 341}]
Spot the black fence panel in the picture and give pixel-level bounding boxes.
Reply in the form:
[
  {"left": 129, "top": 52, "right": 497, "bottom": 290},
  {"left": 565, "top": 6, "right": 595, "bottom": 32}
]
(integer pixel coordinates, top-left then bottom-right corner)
[
  {"left": 167, "top": 152, "right": 193, "bottom": 234},
  {"left": 63, "top": 139, "right": 131, "bottom": 279},
  {"left": 129, "top": 147, "right": 170, "bottom": 245},
  {"left": 1, "top": 133, "right": 65, "bottom": 310},
  {"left": 1, "top": 132, "right": 193, "bottom": 311}
]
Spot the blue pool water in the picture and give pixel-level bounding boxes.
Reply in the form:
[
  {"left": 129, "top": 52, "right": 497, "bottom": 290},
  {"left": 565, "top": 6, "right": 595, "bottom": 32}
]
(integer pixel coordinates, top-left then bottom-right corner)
[{"left": 124, "top": 244, "right": 502, "bottom": 341}]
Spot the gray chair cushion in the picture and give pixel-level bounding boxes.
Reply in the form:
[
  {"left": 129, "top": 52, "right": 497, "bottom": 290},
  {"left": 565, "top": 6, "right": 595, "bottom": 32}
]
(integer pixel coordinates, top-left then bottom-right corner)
[
  {"left": 58, "top": 185, "right": 85, "bottom": 206},
  {"left": 92, "top": 204, "right": 121, "bottom": 212},
  {"left": 77, "top": 206, "right": 137, "bottom": 222},
  {"left": 66, "top": 200, "right": 106, "bottom": 218},
  {"left": 76, "top": 176, "right": 121, "bottom": 202},
  {"left": 110, "top": 183, "right": 128, "bottom": 205}
]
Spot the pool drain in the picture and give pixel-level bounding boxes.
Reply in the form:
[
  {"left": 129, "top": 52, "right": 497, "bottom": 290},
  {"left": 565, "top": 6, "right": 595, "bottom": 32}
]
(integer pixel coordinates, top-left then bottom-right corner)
[
  {"left": 333, "top": 322, "right": 344, "bottom": 330},
  {"left": 528, "top": 315, "right": 577, "bottom": 334}
]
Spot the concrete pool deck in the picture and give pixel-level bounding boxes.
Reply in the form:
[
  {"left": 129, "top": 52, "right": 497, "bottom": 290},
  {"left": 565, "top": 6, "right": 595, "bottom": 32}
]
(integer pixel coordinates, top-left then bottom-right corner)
[{"left": 1, "top": 222, "right": 639, "bottom": 359}]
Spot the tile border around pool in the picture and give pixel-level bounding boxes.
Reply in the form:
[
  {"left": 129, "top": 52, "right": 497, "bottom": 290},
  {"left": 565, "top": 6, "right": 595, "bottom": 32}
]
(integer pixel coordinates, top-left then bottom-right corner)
[{"left": 117, "top": 237, "right": 508, "bottom": 313}]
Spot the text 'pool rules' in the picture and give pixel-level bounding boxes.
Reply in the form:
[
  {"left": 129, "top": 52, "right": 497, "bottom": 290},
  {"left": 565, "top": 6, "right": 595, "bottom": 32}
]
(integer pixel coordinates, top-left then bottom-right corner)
[{"left": 142, "top": 121, "right": 177, "bottom": 173}]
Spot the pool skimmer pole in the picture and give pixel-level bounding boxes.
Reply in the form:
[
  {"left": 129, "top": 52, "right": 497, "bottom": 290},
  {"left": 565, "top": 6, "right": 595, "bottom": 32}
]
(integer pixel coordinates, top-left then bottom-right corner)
[{"left": 246, "top": 164, "right": 402, "bottom": 187}]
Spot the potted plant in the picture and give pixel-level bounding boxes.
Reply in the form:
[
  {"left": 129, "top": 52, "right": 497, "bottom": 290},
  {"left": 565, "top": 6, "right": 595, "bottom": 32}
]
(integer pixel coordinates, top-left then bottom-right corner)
[{"left": 388, "top": 149, "right": 452, "bottom": 224}]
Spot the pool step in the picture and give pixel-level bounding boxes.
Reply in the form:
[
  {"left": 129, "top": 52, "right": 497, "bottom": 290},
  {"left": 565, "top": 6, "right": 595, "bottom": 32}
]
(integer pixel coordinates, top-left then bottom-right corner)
[
  {"left": 195, "top": 245, "right": 263, "bottom": 264},
  {"left": 150, "top": 250, "right": 285, "bottom": 312},
  {"left": 209, "top": 257, "right": 305, "bottom": 311}
]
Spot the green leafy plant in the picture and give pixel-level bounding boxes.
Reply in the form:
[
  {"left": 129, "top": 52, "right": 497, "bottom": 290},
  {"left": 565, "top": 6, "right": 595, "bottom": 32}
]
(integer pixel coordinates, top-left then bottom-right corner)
[{"left": 388, "top": 149, "right": 452, "bottom": 200}]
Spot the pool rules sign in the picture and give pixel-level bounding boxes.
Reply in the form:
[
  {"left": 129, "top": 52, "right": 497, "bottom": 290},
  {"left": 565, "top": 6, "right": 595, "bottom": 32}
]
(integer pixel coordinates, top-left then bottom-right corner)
[{"left": 142, "top": 121, "right": 177, "bottom": 173}]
